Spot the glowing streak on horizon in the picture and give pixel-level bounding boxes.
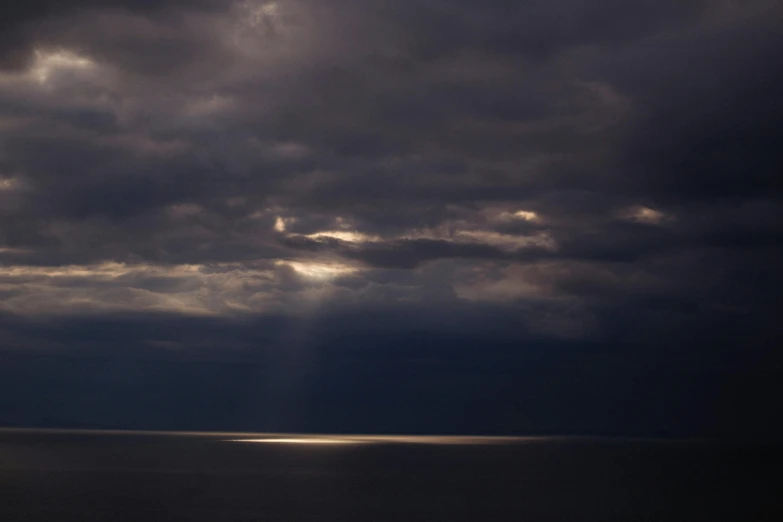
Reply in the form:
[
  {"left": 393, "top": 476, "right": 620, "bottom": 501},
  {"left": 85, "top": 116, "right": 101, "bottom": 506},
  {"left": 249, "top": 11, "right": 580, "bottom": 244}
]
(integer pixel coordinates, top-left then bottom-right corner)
[
  {"left": 225, "top": 435, "right": 532, "bottom": 445},
  {"left": 228, "top": 438, "right": 365, "bottom": 444}
]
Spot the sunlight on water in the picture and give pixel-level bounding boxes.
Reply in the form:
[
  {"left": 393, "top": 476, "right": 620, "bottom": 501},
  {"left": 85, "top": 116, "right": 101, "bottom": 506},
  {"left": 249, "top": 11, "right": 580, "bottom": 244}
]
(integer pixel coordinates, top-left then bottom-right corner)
[
  {"left": 224, "top": 435, "right": 534, "bottom": 445},
  {"left": 228, "top": 438, "right": 365, "bottom": 445}
]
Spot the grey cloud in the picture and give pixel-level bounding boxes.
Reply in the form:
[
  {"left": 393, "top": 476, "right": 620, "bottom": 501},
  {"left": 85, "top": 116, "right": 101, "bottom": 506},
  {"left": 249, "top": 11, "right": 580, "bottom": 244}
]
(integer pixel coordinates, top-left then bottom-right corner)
[
  {"left": 589, "top": 4, "right": 783, "bottom": 201},
  {"left": 0, "top": 0, "right": 781, "bottom": 353},
  {"left": 1, "top": 0, "right": 782, "bottom": 439},
  {"left": 0, "top": 0, "right": 225, "bottom": 70}
]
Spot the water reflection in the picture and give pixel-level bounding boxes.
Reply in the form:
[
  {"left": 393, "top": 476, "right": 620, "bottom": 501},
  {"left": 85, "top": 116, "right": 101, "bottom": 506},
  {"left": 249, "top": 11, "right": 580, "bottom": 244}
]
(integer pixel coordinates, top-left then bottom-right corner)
[
  {"left": 225, "top": 435, "right": 532, "bottom": 445},
  {"left": 228, "top": 437, "right": 364, "bottom": 444}
]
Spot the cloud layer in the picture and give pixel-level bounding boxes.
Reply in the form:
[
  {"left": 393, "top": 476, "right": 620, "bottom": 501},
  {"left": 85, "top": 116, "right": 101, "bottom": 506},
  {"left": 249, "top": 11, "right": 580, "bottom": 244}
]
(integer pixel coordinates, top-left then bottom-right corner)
[{"left": 1, "top": 0, "right": 782, "bottom": 435}]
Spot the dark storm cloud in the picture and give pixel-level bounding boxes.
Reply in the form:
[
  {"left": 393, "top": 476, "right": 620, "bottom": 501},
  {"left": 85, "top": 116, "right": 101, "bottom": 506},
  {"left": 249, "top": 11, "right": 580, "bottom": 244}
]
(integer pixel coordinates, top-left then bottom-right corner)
[
  {"left": 0, "top": 0, "right": 779, "bottom": 284},
  {"left": 2, "top": 309, "right": 781, "bottom": 435},
  {"left": 1, "top": 0, "right": 782, "bottom": 435},
  {"left": 294, "top": 237, "right": 522, "bottom": 270},
  {"left": 595, "top": 6, "right": 783, "bottom": 202},
  {"left": 0, "top": 0, "right": 223, "bottom": 70}
]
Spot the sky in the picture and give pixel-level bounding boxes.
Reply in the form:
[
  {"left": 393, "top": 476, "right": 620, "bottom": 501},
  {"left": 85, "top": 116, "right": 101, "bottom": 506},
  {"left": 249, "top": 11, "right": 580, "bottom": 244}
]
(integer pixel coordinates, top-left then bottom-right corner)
[{"left": 1, "top": 0, "right": 782, "bottom": 437}]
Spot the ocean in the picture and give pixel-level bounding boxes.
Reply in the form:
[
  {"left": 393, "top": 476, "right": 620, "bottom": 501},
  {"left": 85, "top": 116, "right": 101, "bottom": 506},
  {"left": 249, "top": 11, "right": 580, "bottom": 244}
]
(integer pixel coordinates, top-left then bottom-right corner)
[{"left": 0, "top": 430, "right": 780, "bottom": 521}]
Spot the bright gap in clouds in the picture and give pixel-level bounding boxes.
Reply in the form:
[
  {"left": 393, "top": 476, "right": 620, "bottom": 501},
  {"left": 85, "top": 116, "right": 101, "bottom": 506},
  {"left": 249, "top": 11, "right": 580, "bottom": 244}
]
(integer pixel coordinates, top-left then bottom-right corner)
[
  {"left": 281, "top": 260, "right": 358, "bottom": 281},
  {"left": 305, "top": 230, "right": 381, "bottom": 243},
  {"left": 31, "top": 49, "right": 95, "bottom": 84},
  {"left": 621, "top": 206, "right": 672, "bottom": 225},
  {"left": 0, "top": 176, "right": 21, "bottom": 191},
  {"left": 511, "top": 210, "right": 541, "bottom": 222}
]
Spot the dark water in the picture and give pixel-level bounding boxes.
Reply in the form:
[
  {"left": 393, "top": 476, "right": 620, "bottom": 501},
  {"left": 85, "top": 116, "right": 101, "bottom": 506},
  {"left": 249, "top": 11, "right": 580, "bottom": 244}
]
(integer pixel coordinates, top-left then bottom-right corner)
[{"left": 0, "top": 431, "right": 781, "bottom": 521}]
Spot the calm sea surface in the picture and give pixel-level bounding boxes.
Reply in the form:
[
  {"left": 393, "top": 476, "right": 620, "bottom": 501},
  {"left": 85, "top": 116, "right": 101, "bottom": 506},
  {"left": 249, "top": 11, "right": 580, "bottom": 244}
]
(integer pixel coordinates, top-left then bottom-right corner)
[{"left": 1, "top": 430, "right": 780, "bottom": 521}]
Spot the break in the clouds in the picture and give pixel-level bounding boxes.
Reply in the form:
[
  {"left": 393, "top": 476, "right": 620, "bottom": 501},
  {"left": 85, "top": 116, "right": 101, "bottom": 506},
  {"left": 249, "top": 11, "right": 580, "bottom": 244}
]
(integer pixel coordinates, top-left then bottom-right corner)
[{"left": 1, "top": 0, "right": 782, "bottom": 435}]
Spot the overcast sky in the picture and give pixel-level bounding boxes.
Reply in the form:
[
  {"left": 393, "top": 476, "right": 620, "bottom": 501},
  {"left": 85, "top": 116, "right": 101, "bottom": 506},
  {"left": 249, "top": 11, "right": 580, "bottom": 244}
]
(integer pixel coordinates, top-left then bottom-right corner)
[{"left": 1, "top": 0, "right": 782, "bottom": 436}]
